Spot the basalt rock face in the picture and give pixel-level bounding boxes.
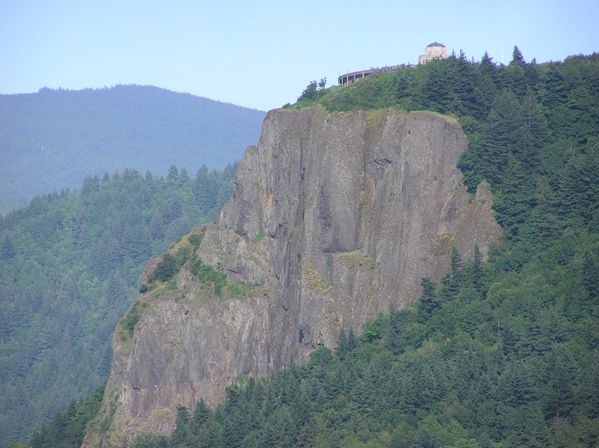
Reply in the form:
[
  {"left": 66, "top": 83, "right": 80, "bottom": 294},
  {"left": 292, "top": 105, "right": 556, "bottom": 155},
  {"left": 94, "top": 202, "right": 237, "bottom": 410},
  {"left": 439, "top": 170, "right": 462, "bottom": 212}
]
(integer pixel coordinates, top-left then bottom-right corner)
[{"left": 84, "top": 108, "right": 501, "bottom": 447}]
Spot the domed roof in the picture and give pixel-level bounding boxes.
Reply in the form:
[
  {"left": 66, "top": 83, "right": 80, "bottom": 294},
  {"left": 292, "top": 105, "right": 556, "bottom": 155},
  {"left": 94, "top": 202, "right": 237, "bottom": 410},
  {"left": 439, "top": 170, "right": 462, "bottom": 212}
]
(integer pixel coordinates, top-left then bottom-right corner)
[{"left": 426, "top": 42, "right": 445, "bottom": 48}]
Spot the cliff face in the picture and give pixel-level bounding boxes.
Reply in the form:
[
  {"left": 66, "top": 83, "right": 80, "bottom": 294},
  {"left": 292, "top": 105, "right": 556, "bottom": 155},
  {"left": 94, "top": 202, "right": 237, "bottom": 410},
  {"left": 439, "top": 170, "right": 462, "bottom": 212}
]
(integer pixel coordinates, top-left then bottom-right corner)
[{"left": 84, "top": 107, "right": 501, "bottom": 447}]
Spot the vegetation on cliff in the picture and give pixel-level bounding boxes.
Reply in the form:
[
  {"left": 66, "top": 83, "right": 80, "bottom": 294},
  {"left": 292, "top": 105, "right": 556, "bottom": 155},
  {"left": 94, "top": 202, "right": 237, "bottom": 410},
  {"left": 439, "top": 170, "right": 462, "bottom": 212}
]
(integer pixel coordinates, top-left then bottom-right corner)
[
  {"left": 133, "top": 234, "right": 598, "bottom": 448},
  {"left": 0, "top": 165, "right": 234, "bottom": 445},
  {"left": 121, "top": 50, "right": 599, "bottom": 447}
]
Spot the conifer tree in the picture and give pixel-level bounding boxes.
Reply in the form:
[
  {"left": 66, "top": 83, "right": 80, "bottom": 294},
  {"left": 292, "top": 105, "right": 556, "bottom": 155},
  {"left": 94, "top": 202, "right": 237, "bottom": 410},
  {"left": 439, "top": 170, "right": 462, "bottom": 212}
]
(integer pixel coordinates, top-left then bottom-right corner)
[
  {"left": 420, "top": 277, "right": 438, "bottom": 316},
  {"left": 336, "top": 329, "right": 349, "bottom": 360},
  {"left": 473, "top": 244, "right": 483, "bottom": 295},
  {"left": 582, "top": 252, "right": 599, "bottom": 300},
  {"left": 1, "top": 235, "right": 16, "bottom": 259},
  {"left": 170, "top": 405, "right": 191, "bottom": 445},
  {"left": 385, "top": 307, "right": 402, "bottom": 354},
  {"left": 191, "top": 399, "right": 210, "bottom": 434}
]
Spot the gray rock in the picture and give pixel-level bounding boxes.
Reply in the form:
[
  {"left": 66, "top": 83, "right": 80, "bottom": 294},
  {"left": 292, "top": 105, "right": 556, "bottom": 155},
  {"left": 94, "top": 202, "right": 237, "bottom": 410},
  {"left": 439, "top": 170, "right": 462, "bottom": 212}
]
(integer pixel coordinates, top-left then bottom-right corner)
[{"left": 84, "top": 107, "right": 501, "bottom": 447}]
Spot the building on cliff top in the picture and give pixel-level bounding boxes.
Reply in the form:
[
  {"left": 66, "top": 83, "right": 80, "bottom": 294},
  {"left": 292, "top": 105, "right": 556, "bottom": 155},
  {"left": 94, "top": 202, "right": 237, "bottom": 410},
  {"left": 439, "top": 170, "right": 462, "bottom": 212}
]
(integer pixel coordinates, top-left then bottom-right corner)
[
  {"left": 338, "top": 42, "right": 448, "bottom": 87},
  {"left": 418, "top": 42, "right": 448, "bottom": 64},
  {"left": 337, "top": 64, "right": 411, "bottom": 87}
]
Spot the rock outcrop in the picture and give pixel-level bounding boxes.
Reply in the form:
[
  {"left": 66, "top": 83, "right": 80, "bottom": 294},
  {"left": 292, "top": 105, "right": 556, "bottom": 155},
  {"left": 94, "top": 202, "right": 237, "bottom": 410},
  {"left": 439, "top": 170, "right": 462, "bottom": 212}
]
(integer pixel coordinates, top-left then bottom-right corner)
[{"left": 84, "top": 107, "right": 501, "bottom": 447}]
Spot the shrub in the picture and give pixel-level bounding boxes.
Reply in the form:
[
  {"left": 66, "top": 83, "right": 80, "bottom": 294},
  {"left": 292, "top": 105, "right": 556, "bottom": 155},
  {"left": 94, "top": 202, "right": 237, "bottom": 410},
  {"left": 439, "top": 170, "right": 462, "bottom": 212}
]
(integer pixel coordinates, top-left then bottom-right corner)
[
  {"left": 153, "top": 253, "right": 178, "bottom": 282},
  {"left": 191, "top": 258, "right": 227, "bottom": 296}
]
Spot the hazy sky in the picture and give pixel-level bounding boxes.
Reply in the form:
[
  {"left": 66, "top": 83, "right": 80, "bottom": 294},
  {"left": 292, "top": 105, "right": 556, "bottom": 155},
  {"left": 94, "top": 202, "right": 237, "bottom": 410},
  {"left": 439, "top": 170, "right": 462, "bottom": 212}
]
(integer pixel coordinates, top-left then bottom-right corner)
[{"left": 1, "top": 0, "right": 598, "bottom": 111}]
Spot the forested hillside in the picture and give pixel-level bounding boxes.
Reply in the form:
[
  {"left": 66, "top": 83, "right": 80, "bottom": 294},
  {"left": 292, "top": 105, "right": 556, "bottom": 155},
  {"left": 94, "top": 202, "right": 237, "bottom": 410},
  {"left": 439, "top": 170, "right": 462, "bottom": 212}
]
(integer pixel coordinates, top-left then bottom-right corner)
[
  {"left": 114, "top": 50, "right": 598, "bottom": 447},
  {"left": 0, "top": 85, "right": 264, "bottom": 213},
  {"left": 0, "top": 165, "right": 235, "bottom": 445}
]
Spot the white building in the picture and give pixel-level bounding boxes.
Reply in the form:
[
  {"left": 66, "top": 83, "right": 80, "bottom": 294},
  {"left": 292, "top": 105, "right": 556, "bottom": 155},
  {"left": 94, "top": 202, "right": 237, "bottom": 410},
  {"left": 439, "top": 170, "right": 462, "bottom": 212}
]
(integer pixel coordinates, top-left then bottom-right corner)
[{"left": 418, "top": 42, "right": 448, "bottom": 64}]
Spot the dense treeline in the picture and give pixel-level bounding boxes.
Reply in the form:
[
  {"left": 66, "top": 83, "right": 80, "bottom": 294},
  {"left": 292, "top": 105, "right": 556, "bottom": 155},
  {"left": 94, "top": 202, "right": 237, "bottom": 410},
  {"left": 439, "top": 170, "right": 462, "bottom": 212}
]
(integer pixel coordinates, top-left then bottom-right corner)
[
  {"left": 28, "top": 387, "right": 104, "bottom": 448},
  {"left": 124, "top": 50, "right": 599, "bottom": 447},
  {"left": 134, "top": 235, "right": 599, "bottom": 448},
  {"left": 0, "top": 165, "right": 235, "bottom": 446},
  {"left": 299, "top": 48, "right": 599, "bottom": 244},
  {"left": 0, "top": 85, "right": 264, "bottom": 212}
]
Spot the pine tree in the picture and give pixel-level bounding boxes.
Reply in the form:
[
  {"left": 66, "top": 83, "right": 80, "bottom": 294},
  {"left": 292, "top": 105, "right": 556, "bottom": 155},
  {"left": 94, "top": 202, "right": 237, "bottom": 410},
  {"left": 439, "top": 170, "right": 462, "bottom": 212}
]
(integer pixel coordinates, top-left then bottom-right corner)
[
  {"left": 582, "top": 252, "right": 599, "bottom": 300},
  {"left": 336, "top": 329, "right": 349, "bottom": 359},
  {"left": 170, "top": 405, "right": 191, "bottom": 446},
  {"left": 420, "top": 278, "right": 438, "bottom": 317},
  {"left": 473, "top": 244, "right": 483, "bottom": 295},
  {"left": 191, "top": 399, "right": 210, "bottom": 434},
  {"left": 503, "top": 46, "right": 528, "bottom": 97},
  {"left": 519, "top": 89, "right": 546, "bottom": 172},
  {"left": 475, "top": 52, "right": 499, "bottom": 117},
  {"left": 193, "top": 166, "right": 217, "bottom": 212},
  {"left": 424, "top": 60, "right": 452, "bottom": 113},
  {"left": 511, "top": 46, "right": 525, "bottom": 65},
  {"left": 1, "top": 235, "right": 16, "bottom": 260},
  {"left": 481, "top": 90, "right": 523, "bottom": 185},
  {"left": 526, "top": 178, "right": 562, "bottom": 246},
  {"left": 451, "top": 246, "right": 462, "bottom": 285},
  {"left": 385, "top": 307, "right": 402, "bottom": 354},
  {"left": 449, "top": 50, "right": 476, "bottom": 114}
]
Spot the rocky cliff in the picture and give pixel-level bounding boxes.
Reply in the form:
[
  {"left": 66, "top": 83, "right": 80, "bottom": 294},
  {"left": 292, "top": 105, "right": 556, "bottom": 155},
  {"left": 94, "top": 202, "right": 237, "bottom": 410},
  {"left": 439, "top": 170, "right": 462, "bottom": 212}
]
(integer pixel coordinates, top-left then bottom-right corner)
[{"left": 84, "top": 107, "right": 501, "bottom": 447}]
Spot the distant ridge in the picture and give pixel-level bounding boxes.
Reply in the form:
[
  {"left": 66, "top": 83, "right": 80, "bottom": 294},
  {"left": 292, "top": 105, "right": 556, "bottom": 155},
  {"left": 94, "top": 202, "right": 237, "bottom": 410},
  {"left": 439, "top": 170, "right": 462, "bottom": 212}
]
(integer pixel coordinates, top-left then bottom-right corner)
[{"left": 0, "top": 85, "right": 265, "bottom": 213}]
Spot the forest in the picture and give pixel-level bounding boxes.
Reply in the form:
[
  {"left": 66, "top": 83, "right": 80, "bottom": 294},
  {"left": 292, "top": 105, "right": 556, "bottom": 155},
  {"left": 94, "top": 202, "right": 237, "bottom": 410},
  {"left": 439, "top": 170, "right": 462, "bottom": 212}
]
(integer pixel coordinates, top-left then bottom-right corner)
[
  {"left": 16, "top": 49, "right": 599, "bottom": 447},
  {"left": 125, "top": 49, "right": 597, "bottom": 447},
  {"left": 0, "top": 85, "right": 264, "bottom": 213},
  {"left": 0, "top": 165, "right": 235, "bottom": 445}
]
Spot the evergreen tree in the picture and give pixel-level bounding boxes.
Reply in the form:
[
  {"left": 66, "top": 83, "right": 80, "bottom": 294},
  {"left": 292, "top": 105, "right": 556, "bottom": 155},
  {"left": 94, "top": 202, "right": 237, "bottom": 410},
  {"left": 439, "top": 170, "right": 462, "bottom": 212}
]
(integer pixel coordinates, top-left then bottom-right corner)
[
  {"left": 423, "top": 60, "right": 452, "bottom": 113},
  {"left": 193, "top": 166, "right": 217, "bottom": 212},
  {"left": 480, "top": 90, "right": 523, "bottom": 185},
  {"left": 472, "top": 244, "right": 483, "bottom": 295},
  {"left": 511, "top": 46, "right": 525, "bottom": 65},
  {"left": 582, "top": 251, "right": 599, "bottom": 300},
  {"left": 336, "top": 329, "right": 349, "bottom": 360},
  {"left": 451, "top": 246, "right": 462, "bottom": 285},
  {"left": 385, "top": 307, "right": 402, "bottom": 354},
  {"left": 1, "top": 235, "right": 16, "bottom": 259},
  {"left": 420, "top": 277, "right": 438, "bottom": 317},
  {"left": 170, "top": 405, "right": 191, "bottom": 446},
  {"left": 191, "top": 399, "right": 210, "bottom": 434},
  {"left": 346, "top": 328, "right": 358, "bottom": 352},
  {"left": 504, "top": 47, "right": 528, "bottom": 97}
]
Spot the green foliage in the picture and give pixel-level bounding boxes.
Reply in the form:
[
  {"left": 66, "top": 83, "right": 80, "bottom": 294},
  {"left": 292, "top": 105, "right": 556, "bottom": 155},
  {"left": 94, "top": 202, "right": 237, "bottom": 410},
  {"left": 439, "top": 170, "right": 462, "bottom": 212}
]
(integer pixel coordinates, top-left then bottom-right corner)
[
  {"left": 153, "top": 254, "right": 179, "bottom": 283},
  {"left": 0, "top": 85, "right": 264, "bottom": 213},
  {"left": 296, "top": 78, "right": 329, "bottom": 106},
  {"left": 227, "top": 281, "right": 251, "bottom": 297},
  {"left": 298, "top": 52, "right": 599, "bottom": 248},
  {"left": 29, "top": 385, "right": 104, "bottom": 448},
  {"left": 360, "top": 314, "right": 388, "bottom": 342},
  {"left": 190, "top": 258, "right": 228, "bottom": 297},
  {"left": 253, "top": 229, "right": 266, "bottom": 242},
  {"left": 120, "top": 303, "right": 142, "bottom": 340},
  {"left": 188, "top": 233, "right": 203, "bottom": 248},
  {"left": 134, "top": 232, "right": 599, "bottom": 448},
  {"left": 0, "top": 166, "right": 234, "bottom": 445}
]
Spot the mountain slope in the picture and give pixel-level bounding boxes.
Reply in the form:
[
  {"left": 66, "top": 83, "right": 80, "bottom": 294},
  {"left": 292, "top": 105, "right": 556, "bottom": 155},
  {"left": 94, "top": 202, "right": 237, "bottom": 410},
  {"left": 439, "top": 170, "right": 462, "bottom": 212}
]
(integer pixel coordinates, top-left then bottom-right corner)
[
  {"left": 0, "top": 166, "right": 234, "bottom": 446},
  {"left": 0, "top": 85, "right": 265, "bottom": 213}
]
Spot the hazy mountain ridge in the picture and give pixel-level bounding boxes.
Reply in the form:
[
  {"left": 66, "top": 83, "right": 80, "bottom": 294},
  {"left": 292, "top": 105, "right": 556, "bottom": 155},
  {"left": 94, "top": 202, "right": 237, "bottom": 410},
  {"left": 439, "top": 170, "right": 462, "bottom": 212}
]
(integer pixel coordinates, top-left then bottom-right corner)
[{"left": 0, "top": 85, "right": 265, "bottom": 213}]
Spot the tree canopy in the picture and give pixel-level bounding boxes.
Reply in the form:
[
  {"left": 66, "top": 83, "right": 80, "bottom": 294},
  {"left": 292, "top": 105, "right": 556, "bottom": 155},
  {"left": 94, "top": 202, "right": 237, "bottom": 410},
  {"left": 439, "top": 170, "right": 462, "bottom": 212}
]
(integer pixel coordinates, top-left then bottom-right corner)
[{"left": 0, "top": 165, "right": 235, "bottom": 445}]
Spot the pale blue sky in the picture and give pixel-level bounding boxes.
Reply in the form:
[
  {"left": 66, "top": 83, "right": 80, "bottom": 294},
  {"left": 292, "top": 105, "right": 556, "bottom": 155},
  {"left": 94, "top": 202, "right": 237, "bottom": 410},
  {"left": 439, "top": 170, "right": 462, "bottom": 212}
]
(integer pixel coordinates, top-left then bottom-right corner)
[{"left": 1, "top": 0, "right": 598, "bottom": 111}]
